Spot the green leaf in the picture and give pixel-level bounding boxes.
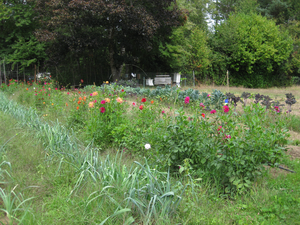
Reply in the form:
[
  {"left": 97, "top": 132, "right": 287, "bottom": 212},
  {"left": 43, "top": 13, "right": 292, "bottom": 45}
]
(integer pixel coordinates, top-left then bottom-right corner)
[{"left": 99, "top": 208, "right": 132, "bottom": 225}]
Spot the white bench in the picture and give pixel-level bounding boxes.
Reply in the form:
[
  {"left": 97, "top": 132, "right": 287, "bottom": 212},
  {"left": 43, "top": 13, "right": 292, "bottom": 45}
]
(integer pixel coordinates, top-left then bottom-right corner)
[{"left": 154, "top": 75, "right": 172, "bottom": 86}]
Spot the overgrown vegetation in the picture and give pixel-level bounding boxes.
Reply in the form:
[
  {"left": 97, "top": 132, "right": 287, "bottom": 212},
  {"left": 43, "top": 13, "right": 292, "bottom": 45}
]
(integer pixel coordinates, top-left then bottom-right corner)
[{"left": 0, "top": 82, "right": 300, "bottom": 224}]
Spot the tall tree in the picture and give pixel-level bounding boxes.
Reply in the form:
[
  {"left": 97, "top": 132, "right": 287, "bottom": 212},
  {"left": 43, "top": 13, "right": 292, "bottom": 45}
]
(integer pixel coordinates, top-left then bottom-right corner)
[
  {"left": 210, "top": 0, "right": 258, "bottom": 28},
  {"left": 257, "top": 0, "right": 300, "bottom": 24},
  {"left": 0, "top": 0, "right": 47, "bottom": 71},
  {"left": 35, "top": 0, "right": 184, "bottom": 81},
  {"left": 257, "top": 0, "right": 290, "bottom": 24},
  {"left": 159, "top": 0, "right": 211, "bottom": 76},
  {"left": 257, "top": 0, "right": 300, "bottom": 79},
  {"left": 211, "top": 13, "right": 293, "bottom": 87}
]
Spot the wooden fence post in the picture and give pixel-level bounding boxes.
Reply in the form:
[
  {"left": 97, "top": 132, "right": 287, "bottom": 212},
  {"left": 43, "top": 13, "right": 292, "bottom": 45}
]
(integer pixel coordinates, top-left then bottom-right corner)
[
  {"left": 17, "top": 63, "right": 19, "bottom": 82},
  {"left": 3, "top": 58, "right": 6, "bottom": 85},
  {"left": 0, "top": 59, "right": 2, "bottom": 85},
  {"left": 227, "top": 70, "right": 229, "bottom": 92},
  {"left": 193, "top": 70, "right": 195, "bottom": 87},
  {"left": 34, "top": 64, "right": 36, "bottom": 83}
]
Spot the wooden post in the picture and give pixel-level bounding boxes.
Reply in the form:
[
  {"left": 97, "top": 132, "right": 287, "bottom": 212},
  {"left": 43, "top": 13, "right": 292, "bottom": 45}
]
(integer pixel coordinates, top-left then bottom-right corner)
[
  {"left": 34, "top": 64, "right": 36, "bottom": 83},
  {"left": 17, "top": 63, "right": 19, "bottom": 82},
  {"left": 227, "top": 70, "right": 229, "bottom": 92},
  {"left": 0, "top": 59, "right": 2, "bottom": 85},
  {"left": 23, "top": 60, "right": 25, "bottom": 82},
  {"left": 3, "top": 58, "right": 6, "bottom": 85},
  {"left": 193, "top": 70, "right": 195, "bottom": 87}
]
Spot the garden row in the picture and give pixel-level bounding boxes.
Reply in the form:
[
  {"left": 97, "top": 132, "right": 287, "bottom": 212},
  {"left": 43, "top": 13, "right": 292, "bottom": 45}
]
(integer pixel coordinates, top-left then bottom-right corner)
[{"left": 0, "top": 81, "right": 295, "bottom": 195}]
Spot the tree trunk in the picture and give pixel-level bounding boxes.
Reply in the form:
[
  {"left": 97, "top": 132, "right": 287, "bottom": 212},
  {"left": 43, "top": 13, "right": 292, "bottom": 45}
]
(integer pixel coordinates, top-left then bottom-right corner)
[
  {"left": 109, "top": 28, "right": 121, "bottom": 82},
  {"left": 109, "top": 46, "right": 122, "bottom": 82},
  {"left": 3, "top": 58, "right": 6, "bottom": 85}
]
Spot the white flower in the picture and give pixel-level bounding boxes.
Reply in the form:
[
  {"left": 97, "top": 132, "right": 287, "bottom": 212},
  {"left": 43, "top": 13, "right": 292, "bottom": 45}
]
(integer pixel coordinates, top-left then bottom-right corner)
[{"left": 145, "top": 143, "right": 151, "bottom": 150}]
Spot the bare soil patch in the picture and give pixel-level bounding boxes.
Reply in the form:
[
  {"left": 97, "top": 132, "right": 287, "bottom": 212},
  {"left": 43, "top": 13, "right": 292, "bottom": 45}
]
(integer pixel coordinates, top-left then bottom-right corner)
[
  {"left": 264, "top": 165, "right": 291, "bottom": 178},
  {"left": 286, "top": 145, "right": 300, "bottom": 160}
]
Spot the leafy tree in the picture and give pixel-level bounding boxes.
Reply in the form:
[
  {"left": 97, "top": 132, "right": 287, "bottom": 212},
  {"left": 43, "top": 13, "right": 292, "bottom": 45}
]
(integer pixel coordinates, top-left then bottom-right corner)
[
  {"left": 214, "top": 0, "right": 240, "bottom": 21},
  {"left": 159, "top": 0, "right": 211, "bottom": 79},
  {"left": 186, "top": 28, "right": 211, "bottom": 75},
  {"left": 257, "top": 0, "right": 290, "bottom": 24},
  {"left": 256, "top": 0, "right": 300, "bottom": 79},
  {"left": 177, "top": 0, "right": 210, "bottom": 29},
  {"left": 160, "top": 27, "right": 211, "bottom": 76},
  {"left": 35, "top": 0, "right": 184, "bottom": 81},
  {"left": 282, "top": 20, "right": 300, "bottom": 77},
  {"left": 0, "top": 0, "right": 47, "bottom": 71},
  {"left": 211, "top": 13, "right": 293, "bottom": 87}
]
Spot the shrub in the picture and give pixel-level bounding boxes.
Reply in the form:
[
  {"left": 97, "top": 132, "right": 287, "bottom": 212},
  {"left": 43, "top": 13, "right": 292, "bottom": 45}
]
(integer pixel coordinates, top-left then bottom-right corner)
[{"left": 153, "top": 103, "right": 289, "bottom": 194}]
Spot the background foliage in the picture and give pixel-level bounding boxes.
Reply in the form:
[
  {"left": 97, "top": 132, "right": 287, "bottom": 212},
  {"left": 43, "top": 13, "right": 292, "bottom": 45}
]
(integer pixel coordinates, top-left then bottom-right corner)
[{"left": 1, "top": 0, "right": 300, "bottom": 88}]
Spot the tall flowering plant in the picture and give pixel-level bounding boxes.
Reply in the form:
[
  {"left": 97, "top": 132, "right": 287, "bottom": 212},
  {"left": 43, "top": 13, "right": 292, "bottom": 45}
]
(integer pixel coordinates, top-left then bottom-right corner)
[{"left": 83, "top": 89, "right": 128, "bottom": 146}]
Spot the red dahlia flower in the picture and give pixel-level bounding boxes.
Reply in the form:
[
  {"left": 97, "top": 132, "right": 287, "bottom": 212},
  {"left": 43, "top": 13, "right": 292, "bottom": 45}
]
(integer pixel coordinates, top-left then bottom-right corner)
[{"left": 223, "top": 105, "right": 230, "bottom": 113}]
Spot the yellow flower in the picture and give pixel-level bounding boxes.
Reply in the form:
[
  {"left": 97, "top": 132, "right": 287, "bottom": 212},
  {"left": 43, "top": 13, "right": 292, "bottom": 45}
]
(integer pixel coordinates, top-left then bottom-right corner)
[
  {"left": 43, "top": 102, "right": 45, "bottom": 104},
  {"left": 105, "top": 98, "right": 110, "bottom": 103},
  {"left": 116, "top": 97, "right": 123, "bottom": 103},
  {"left": 88, "top": 102, "right": 94, "bottom": 108},
  {"left": 51, "top": 103, "right": 54, "bottom": 105},
  {"left": 106, "top": 81, "right": 109, "bottom": 84},
  {"left": 92, "top": 91, "right": 98, "bottom": 96}
]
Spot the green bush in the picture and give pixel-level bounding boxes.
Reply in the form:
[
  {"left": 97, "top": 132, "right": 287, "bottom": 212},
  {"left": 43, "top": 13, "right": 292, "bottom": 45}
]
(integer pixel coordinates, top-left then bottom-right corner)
[
  {"left": 152, "top": 103, "right": 289, "bottom": 194},
  {"left": 211, "top": 13, "right": 293, "bottom": 88}
]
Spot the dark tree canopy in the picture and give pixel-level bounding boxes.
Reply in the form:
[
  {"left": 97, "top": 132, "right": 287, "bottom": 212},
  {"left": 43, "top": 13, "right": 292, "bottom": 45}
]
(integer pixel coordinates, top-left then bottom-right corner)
[
  {"left": 35, "top": 0, "right": 185, "bottom": 81},
  {"left": 257, "top": 0, "right": 300, "bottom": 24}
]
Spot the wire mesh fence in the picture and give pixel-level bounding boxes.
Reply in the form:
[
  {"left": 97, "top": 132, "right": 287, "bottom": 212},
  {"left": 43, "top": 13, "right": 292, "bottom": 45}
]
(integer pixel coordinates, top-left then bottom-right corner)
[{"left": 0, "top": 69, "right": 36, "bottom": 83}]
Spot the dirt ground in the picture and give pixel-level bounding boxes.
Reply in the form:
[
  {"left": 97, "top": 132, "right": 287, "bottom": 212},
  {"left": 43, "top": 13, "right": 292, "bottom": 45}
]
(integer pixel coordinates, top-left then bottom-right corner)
[{"left": 286, "top": 145, "right": 300, "bottom": 160}]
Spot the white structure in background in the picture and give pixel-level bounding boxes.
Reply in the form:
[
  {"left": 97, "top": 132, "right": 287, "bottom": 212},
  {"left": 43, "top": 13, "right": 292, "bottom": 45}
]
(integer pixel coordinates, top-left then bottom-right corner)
[
  {"left": 173, "top": 73, "right": 181, "bottom": 87},
  {"left": 146, "top": 78, "right": 154, "bottom": 86},
  {"left": 36, "top": 72, "right": 51, "bottom": 81}
]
